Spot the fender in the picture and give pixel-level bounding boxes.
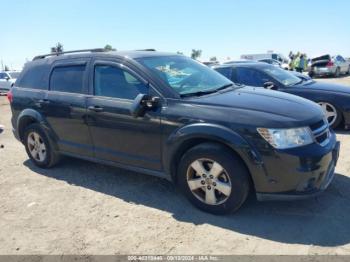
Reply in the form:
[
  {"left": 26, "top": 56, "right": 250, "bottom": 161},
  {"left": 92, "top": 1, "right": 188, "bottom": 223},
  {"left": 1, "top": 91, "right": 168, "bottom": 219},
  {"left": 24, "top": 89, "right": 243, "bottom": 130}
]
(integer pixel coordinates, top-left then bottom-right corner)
[
  {"left": 163, "top": 123, "right": 266, "bottom": 184},
  {"left": 16, "top": 109, "right": 59, "bottom": 151}
]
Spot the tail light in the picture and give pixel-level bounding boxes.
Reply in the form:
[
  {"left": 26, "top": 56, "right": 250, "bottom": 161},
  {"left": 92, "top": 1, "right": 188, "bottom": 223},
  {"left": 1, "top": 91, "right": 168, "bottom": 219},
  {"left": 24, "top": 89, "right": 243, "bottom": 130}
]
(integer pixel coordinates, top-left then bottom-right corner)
[
  {"left": 7, "top": 90, "right": 13, "bottom": 103},
  {"left": 326, "top": 61, "right": 334, "bottom": 67}
]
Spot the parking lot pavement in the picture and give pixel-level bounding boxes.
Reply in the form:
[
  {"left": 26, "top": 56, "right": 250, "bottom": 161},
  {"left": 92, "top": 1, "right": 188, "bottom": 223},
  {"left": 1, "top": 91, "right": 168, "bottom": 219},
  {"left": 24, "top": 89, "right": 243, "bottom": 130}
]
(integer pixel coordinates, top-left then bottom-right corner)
[{"left": 1, "top": 77, "right": 350, "bottom": 255}]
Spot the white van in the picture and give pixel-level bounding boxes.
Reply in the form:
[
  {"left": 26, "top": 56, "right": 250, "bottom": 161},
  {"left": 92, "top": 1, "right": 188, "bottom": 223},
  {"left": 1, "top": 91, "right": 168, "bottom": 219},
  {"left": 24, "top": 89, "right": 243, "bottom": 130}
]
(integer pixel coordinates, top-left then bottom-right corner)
[{"left": 241, "top": 53, "right": 289, "bottom": 64}]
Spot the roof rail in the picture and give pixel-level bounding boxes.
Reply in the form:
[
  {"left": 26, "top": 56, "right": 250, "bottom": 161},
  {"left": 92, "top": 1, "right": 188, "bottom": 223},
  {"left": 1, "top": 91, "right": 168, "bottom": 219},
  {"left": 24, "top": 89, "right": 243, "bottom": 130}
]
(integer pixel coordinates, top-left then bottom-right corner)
[
  {"left": 32, "top": 48, "right": 109, "bottom": 61},
  {"left": 135, "top": 49, "right": 156, "bottom": 51}
]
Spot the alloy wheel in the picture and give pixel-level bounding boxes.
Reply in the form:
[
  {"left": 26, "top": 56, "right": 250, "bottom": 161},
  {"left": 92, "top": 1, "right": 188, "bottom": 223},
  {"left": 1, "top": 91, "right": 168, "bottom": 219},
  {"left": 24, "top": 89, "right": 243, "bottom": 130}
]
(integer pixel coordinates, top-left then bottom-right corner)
[
  {"left": 27, "top": 131, "right": 47, "bottom": 162},
  {"left": 186, "top": 158, "right": 232, "bottom": 205},
  {"left": 318, "top": 102, "right": 337, "bottom": 127}
]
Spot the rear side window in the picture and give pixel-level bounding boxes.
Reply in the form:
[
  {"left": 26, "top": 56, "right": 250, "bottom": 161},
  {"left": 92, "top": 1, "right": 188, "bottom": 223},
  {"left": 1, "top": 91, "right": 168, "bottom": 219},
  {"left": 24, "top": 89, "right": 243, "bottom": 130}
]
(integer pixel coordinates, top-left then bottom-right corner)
[
  {"left": 16, "top": 64, "right": 49, "bottom": 89},
  {"left": 50, "top": 65, "right": 85, "bottom": 94}
]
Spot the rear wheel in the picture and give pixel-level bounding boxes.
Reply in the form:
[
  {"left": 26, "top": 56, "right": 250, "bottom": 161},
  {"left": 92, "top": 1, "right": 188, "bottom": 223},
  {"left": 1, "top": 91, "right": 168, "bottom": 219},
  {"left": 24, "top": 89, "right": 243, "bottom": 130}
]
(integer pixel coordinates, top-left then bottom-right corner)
[
  {"left": 178, "top": 143, "right": 250, "bottom": 215},
  {"left": 318, "top": 102, "right": 342, "bottom": 129},
  {"left": 24, "top": 123, "right": 60, "bottom": 168}
]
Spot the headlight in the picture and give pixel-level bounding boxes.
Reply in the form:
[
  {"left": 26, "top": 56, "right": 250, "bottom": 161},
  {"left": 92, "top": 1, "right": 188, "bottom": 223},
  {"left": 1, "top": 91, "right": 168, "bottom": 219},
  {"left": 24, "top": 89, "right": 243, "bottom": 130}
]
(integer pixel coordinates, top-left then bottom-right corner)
[{"left": 257, "top": 127, "right": 313, "bottom": 149}]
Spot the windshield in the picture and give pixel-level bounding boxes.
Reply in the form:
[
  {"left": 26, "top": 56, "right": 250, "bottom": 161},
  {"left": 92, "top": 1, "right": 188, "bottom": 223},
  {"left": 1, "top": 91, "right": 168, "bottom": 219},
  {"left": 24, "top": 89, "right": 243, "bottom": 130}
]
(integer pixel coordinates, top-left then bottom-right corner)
[
  {"left": 136, "top": 55, "right": 233, "bottom": 96},
  {"left": 261, "top": 66, "right": 301, "bottom": 86},
  {"left": 8, "top": 72, "right": 20, "bottom": 79}
]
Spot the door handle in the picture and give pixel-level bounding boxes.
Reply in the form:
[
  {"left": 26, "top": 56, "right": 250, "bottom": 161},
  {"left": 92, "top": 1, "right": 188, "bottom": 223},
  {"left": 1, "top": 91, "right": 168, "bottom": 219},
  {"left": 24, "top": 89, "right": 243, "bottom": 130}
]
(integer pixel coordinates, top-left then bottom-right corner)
[
  {"left": 35, "top": 99, "right": 50, "bottom": 107},
  {"left": 38, "top": 99, "right": 50, "bottom": 104},
  {"left": 88, "top": 105, "right": 104, "bottom": 112}
]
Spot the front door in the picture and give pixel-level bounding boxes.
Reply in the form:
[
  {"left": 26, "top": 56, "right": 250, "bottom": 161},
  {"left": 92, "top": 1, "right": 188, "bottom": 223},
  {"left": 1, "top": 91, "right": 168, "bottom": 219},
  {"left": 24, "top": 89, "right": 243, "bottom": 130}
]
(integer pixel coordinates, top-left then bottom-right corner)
[{"left": 86, "top": 61, "right": 162, "bottom": 171}]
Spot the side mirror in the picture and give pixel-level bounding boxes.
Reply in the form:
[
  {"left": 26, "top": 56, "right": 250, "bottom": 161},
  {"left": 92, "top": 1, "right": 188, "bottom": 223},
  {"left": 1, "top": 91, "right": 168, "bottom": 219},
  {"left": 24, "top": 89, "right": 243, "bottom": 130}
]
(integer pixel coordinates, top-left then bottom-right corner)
[
  {"left": 263, "top": 81, "right": 278, "bottom": 90},
  {"left": 130, "top": 94, "right": 160, "bottom": 117},
  {"left": 5, "top": 76, "right": 10, "bottom": 81}
]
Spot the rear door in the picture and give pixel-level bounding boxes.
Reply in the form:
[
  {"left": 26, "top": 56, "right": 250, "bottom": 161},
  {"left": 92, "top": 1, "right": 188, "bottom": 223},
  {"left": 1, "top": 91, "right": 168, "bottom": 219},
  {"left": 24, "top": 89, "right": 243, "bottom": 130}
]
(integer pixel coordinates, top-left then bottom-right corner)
[
  {"left": 86, "top": 59, "right": 162, "bottom": 171},
  {"left": 44, "top": 58, "right": 93, "bottom": 157}
]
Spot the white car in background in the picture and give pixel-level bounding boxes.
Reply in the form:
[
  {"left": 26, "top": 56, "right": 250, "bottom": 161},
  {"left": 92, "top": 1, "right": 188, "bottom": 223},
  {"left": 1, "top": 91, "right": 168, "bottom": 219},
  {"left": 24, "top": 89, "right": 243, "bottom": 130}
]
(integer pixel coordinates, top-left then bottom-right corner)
[
  {"left": 0, "top": 71, "right": 21, "bottom": 92},
  {"left": 309, "top": 54, "right": 350, "bottom": 77},
  {"left": 258, "top": 58, "right": 290, "bottom": 70}
]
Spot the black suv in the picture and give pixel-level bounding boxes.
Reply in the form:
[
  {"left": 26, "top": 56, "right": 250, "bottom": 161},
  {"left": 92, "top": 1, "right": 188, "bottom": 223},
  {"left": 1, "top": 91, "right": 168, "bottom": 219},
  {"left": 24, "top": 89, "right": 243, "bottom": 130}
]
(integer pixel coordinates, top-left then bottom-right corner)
[{"left": 9, "top": 49, "right": 340, "bottom": 214}]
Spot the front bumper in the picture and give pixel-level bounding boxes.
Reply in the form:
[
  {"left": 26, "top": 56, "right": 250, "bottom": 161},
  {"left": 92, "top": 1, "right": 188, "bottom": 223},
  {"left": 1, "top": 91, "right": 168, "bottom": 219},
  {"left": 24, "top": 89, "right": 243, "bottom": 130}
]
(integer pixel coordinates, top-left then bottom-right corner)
[{"left": 255, "top": 133, "right": 340, "bottom": 201}]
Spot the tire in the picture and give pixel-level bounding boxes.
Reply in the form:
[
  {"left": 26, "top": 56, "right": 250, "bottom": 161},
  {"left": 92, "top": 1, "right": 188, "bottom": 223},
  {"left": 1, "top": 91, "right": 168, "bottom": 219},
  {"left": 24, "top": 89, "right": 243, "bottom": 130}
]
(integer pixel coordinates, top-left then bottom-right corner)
[
  {"left": 347, "top": 66, "right": 350, "bottom": 75},
  {"left": 318, "top": 102, "right": 343, "bottom": 129},
  {"left": 24, "top": 123, "right": 60, "bottom": 168},
  {"left": 177, "top": 142, "right": 250, "bottom": 215}
]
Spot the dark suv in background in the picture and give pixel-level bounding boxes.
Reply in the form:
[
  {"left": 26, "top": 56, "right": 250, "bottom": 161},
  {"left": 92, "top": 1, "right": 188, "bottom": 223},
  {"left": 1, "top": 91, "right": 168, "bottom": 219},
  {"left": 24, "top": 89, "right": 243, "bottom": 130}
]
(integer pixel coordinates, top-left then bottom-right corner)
[{"left": 9, "top": 49, "right": 340, "bottom": 214}]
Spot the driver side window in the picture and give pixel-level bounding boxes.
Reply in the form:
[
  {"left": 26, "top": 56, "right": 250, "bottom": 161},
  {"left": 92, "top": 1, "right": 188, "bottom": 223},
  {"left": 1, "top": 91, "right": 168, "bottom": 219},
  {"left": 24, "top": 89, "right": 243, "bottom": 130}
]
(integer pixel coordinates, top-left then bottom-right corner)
[
  {"left": 234, "top": 68, "right": 269, "bottom": 87},
  {"left": 94, "top": 65, "right": 148, "bottom": 100}
]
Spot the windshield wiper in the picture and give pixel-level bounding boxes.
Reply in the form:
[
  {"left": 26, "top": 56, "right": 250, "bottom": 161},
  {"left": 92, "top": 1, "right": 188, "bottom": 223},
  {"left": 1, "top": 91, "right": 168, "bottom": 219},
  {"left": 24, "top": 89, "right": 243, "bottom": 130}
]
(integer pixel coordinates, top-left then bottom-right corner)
[{"left": 180, "top": 83, "right": 234, "bottom": 98}]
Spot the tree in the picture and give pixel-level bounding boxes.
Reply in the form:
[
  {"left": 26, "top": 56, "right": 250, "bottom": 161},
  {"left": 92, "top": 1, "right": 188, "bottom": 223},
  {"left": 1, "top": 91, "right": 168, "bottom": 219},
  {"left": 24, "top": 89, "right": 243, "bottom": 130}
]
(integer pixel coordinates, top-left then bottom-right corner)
[
  {"left": 191, "top": 49, "right": 202, "bottom": 60},
  {"left": 4, "top": 65, "right": 9, "bottom": 71},
  {"left": 51, "top": 42, "right": 64, "bottom": 54},
  {"left": 104, "top": 44, "right": 115, "bottom": 51},
  {"left": 209, "top": 56, "right": 217, "bottom": 62}
]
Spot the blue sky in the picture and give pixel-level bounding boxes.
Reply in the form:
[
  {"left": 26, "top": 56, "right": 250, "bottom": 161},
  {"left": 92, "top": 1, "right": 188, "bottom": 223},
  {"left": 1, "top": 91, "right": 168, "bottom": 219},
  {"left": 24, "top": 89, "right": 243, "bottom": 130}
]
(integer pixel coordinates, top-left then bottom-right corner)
[{"left": 1, "top": 0, "right": 349, "bottom": 69}]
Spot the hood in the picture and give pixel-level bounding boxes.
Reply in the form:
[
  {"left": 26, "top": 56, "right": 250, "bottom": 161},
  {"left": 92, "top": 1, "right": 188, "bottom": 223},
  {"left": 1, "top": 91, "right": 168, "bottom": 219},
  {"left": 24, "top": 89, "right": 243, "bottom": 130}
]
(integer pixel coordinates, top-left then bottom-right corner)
[
  {"left": 301, "top": 81, "right": 350, "bottom": 94},
  {"left": 188, "top": 86, "right": 323, "bottom": 123}
]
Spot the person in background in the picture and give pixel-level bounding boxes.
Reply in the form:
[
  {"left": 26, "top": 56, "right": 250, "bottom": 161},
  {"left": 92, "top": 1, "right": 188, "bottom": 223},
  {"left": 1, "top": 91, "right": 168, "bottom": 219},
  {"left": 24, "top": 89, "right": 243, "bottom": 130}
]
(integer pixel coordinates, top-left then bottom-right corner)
[
  {"left": 295, "top": 54, "right": 305, "bottom": 73},
  {"left": 289, "top": 54, "right": 295, "bottom": 71},
  {"left": 292, "top": 52, "right": 301, "bottom": 71}
]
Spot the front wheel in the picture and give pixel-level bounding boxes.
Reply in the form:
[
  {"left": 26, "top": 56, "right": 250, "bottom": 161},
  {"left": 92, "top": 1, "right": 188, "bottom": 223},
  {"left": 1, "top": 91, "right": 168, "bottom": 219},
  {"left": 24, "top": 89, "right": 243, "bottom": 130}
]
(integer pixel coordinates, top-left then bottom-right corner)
[
  {"left": 318, "top": 102, "right": 342, "bottom": 129},
  {"left": 177, "top": 143, "right": 250, "bottom": 215}
]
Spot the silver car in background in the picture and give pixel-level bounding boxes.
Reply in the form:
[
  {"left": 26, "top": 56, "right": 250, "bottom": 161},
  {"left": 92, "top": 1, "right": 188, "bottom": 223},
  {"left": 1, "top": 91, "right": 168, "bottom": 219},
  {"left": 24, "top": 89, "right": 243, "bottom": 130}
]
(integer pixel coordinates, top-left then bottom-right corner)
[
  {"left": 310, "top": 54, "right": 350, "bottom": 77},
  {"left": 0, "top": 71, "right": 21, "bottom": 92}
]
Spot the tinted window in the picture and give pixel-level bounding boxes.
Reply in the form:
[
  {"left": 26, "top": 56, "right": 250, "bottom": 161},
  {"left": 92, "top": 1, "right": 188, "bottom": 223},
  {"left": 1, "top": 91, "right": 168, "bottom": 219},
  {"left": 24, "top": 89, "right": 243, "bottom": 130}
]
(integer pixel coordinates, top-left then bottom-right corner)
[
  {"left": 50, "top": 65, "right": 85, "bottom": 94},
  {"left": 234, "top": 68, "right": 269, "bottom": 87},
  {"left": 16, "top": 64, "right": 49, "bottom": 89},
  {"left": 94, "top": 65, "right": 148, "bottom": 99},
  {"left": 214, "top": 67, "right": 232, "bottom": 79}
]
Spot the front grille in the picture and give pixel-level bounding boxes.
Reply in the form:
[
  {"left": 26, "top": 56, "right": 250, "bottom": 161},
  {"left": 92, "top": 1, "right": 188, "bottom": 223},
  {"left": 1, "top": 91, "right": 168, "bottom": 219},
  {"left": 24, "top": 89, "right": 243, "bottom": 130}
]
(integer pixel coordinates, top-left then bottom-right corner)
[{"left": 310, "top": 119, "right": 330, "bottom": 146}]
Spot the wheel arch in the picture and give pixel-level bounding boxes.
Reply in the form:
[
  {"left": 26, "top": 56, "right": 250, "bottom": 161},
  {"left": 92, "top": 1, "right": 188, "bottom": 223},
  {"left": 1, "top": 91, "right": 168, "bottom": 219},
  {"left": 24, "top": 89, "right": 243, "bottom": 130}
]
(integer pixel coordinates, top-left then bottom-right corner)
[
  {"left": 17, "top": 109, "right": 44, "bottom": 142},
  {"left": 164, "top": 123, "right": 263, "bottom": 188},
  {"left": 17, "top": 109, "right": 58, "bottom": 150}
]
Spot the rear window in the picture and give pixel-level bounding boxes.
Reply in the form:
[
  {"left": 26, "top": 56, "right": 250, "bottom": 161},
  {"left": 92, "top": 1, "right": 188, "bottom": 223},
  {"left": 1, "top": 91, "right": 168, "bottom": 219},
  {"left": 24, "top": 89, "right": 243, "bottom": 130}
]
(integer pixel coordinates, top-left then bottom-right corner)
[
  {"left": 50, "top": 65, "right": 85, "bottom": 94},
  {"left": 16, "top": 64, "right": 49, "bottom": 90}
]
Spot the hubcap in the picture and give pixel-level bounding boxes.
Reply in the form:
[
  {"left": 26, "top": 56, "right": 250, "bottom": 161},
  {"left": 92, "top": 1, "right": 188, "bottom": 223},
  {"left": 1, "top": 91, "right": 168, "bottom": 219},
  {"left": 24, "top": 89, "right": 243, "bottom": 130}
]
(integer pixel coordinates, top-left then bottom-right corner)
[
  {"left": 318, "top": 102, "right": 337, "bottom": 127},
  {"left": 27, "top": 131, "right": 47, "bottom": 162},
  {"left": 186, "top": 158, "right": 232, "bottom": 205}
]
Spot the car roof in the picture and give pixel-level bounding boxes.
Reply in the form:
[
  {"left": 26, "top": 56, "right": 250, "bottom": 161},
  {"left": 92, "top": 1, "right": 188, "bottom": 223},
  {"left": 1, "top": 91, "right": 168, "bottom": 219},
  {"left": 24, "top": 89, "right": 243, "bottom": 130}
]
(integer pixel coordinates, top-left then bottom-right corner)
[{"left": 214, "top": 61, "right": 270, "bottom": 69}]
